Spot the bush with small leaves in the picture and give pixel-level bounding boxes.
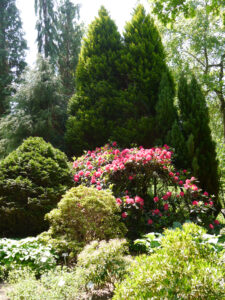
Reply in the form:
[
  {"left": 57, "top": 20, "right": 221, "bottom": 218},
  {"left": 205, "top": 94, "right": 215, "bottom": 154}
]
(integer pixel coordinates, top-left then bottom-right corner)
[
  {"left": 0, "top": 137, "right": 73, "bottom": 237},
  {"left": 76, "top": 239, "right": 132, "bottom": 289},
  {"left": 45, "top": 186, "right": 127, "bottom": 257},
  {"left": 113, "top": 223, "right": 225, "bottom": 299},
  {"left": 8, "top": 267, "right": 86, "bottom": 300}
]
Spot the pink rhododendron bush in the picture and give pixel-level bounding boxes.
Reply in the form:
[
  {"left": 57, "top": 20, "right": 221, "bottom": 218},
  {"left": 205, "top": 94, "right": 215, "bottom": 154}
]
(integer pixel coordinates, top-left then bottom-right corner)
[{"left": 72, "top": 143, "right": 218, "bottom": 238}]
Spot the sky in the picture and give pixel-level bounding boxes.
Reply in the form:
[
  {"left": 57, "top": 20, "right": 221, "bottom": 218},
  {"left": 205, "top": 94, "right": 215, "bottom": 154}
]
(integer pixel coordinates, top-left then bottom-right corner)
[{"left": 16, "top": 0, "right": 149, "bottom": 66}]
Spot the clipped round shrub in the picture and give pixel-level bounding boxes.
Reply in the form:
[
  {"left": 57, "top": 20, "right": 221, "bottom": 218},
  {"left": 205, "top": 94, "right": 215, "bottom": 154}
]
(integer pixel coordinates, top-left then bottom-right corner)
[
  {"left": 113, "top": 223, "right": 225, "bottom": 299},
  {"left": 0, "top": 137, "right": 73, "bottom": 237},
  {"left": 45, "top": 186, "right": 127, "bottom": 256}
]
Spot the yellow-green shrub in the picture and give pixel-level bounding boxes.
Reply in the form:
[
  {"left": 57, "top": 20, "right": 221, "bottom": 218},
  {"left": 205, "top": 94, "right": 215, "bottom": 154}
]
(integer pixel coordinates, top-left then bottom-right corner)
[
  {"left": 45, "top": 186, "right": 127, "bottom": 256},
  {"left": 113, "top": 223, "right": 225, "bottom": 299}
]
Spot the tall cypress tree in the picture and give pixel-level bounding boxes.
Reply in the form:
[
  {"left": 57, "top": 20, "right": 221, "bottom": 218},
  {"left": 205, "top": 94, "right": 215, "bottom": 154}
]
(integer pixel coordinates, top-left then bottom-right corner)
[
  {"left": 0, "top": 0, "right": 27, "bottom": 116},
  {"left": 115, "top": 4, "right": 176, "bottom": 147},
  {"left": 57, "top": 0, "right": 83, "bottom": 97},
  {"left": 177, "top": 73, "right": 219, "bottom": 202},
  {"left": 35, "top": 0, "right": 58, "bottom": 63},
  {"left": 65, "top": 6, "right": 127, "bottom": 155}
]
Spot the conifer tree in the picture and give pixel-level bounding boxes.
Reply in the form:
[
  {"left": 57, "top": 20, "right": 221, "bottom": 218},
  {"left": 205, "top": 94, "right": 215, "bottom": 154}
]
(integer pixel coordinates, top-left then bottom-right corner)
[
  {"left": 35, "top": 0, "right": 58, "bottom": 64},
  {"left": 116, "top": 4, "right": 177, "bottom": 147},
  {"left": 57, "top": 0, "right": 83, "bottom": 97},
  {"left": 0, "top": 56, "right": 67, "bottom": 157},
  {"left": 177, "top": 74, "right": 219, "bottom": 201},
  {"left": 66, "top": 6, "right": 127, "bottom": 155},
  {"left": 0, "top": 0, "right": 27, "bottom": 116}
]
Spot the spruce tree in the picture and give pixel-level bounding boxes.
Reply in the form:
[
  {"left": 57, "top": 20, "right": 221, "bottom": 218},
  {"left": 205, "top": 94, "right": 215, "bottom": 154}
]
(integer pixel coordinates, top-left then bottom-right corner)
[
  {"left": 177, "top": 74, "right": 219, "bottom": 202},
  {"left": 116, "top": 4, "right": 176, "bottom": 147},
  {"left": 0, "top": 0, "right": 27, "bottom": 116},
  {"left": 35, "top": 0, "right": 58, "bottom": 64},
  {"left": 0, "top": 55, "right": 67, "bottom": 157},
  {"left": 66, "top": 6, "right": 127, "bottom": 155},
  {"left": 57, "top": 0, "right": 83, "bottom": 97}
]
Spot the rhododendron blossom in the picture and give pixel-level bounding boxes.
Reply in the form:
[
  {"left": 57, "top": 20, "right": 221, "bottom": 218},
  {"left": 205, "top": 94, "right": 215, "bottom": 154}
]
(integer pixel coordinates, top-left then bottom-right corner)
[{"left": 72, "top": 142, "right": 217, "bottom": 233}]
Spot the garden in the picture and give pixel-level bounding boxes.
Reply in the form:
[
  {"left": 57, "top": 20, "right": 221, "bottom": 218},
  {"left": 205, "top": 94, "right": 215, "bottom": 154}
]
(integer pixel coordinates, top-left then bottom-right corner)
[{"left": 1, "top": 0, "right": 225, "bottom": 299}]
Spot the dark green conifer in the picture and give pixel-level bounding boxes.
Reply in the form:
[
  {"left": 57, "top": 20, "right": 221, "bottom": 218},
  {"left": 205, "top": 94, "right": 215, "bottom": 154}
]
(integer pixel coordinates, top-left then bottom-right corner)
[
  {"left": 57, "top": 0, "right": 83, "bottom": 97},
  {"left": 177, "top": 74, "right": 219, "bottom": 202},
  {"left": 0, "top": 0, "right": 27, "bottom": 116},
  {"left": 35, "top": 0, "right": 58, "bottom": 64},
  {"left": 117, "top": 4, "right": 176, "bottom": 147},
  {"left": 65, "top": 6, "right": 126, "bottom": 155}
]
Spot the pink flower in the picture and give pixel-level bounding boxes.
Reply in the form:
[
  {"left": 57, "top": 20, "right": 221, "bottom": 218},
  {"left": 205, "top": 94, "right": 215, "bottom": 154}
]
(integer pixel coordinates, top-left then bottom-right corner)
[
  {"left": 135, "top": 196, "right": 144, "bottom": 205},
  {"left": 146, "top": 155, "right": 152, "bottom": 161},
  {"left": 116, "top": 198, "right": 122, "bottom": 205},
  {"left": 214, "top": 220, "right": 220, "bottom": 225},
  {"left": 169, "top": 172, "right": 174, "bottom": 177},
  {"left": 174, "top": 176, "right": 179, "bottom": 181},
  {"left": 209, "top": 201, "right": 213, "bottom": 206},
  {"left": 112, "top": 141, "right": 117, "bottom": 147},
  {"left": 85, "top": 171, "right": 91, "bottom": 177},
  {"left": 191, "top": 177, "right": 196, "bottom": 181},
  {"left": 78, "top": 170, "right": 84, "bottom": 176},
  {"left": 153, "top": 209, "right": 160, "bottom": 215},
  {"left": 153, "top": 196, "right": 159, "bottom": 203},
  {"left": 95, "top": 171, "right": 101, "bottom": 178},
  {"left": 180, "top": 191, "right": 184, "bottom": 197},
  {"left": 88, "top": 165, "right": 93, "bottom": 170},
  {"left": 162, "top": 195, "right": 168, "bottom": 201},
  {"left": 122, "top": 212, "right": 127, "bottom": 218},
  {"left": 126, "top": 198, "right": 135, "bottom": 204},
  {"left": 96, "top": 185, "right": 102, "bottom": 190},
  {"left": 203, "top": 192, "right": 209, "bottom": 196},
  {"left": 183, "top": 169, "right": 187, "bottom": 173},
  {"left": 147, "top": 219, "right": 153, "bottom": 225},
  {"left": 164, "top": 203, "right": 169, "bottom": 210},
  {"left": 91, "top": 177, "right": 96, "bottom": 184},
  {"left": 209, "top": 224, "right": 214, "bottom": 229},
  {"left": 192, "top": 185, "right": 198, "bottom": 191},
  {"left": 129, "top": 176, "right": 133, "bottom": 180},
  {"left": 74, "top": 175, "right": 79, "bottom": 182},
  {"left": 178, "top": 180, "right": 183, "bottom": 186},
  {"left": 192, "top": 201, "right": 198, "bottom": 206},
  {"left": 166, "top": 191, "right": 172, "bottom": 197}
]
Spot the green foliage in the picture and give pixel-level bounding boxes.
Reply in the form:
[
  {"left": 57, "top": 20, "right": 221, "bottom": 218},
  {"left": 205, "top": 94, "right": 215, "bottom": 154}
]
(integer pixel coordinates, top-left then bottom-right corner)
[
  {"left": 116, "top": 5, "right": 176, "bottom": 148},
  {"left": 0, "top": 137, "right": 73, "bottom": 237},
  {"left": 7, "top": 239, "right": 131, "bottom": 299},
  {"left": 0, "top": 56, "right": 68, "bottom": 156},
  {"left": 76, "top": 239, "right": 132, "bottom": 288},
  {"left": 66, "top": 5, "right": 177, "bottom": 156},
  {"left": 35, "top": 0, "right": 58, "bottom": 64},
  {"left": 149, "top": 0, "right": 225, "bottom": 141},
  {"left": 66, "top": 6, "right": 124, "bottom": 156},
  {"left": 45, "top": 186, "right": 127, "bottom": 256},
  {"left": 8, "top": 267, "right": 85, "bottom": 300},
  {"left": 0, "top": 0, "right": 27, "bottom": 116},
  {"left": 113, "top": 223, "right": 225, "bottom": 299},
  {"left": 57, "top": 0, "right": 83, "bottom": 97},
  {"left": 133, "top": 232, "right": 162, "bottom": 254},
  {"left": 176, "top": 74, "right": 219, "bottom": 204},
  {"left": 0, "top": 237, "right": 57, "bottom": 280}
]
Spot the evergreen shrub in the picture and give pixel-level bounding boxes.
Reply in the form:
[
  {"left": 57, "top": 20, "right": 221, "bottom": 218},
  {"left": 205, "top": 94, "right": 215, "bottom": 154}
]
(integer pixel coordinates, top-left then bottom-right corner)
[{"left": 0, "top": 137, "right": 73, "bottom": 237}]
